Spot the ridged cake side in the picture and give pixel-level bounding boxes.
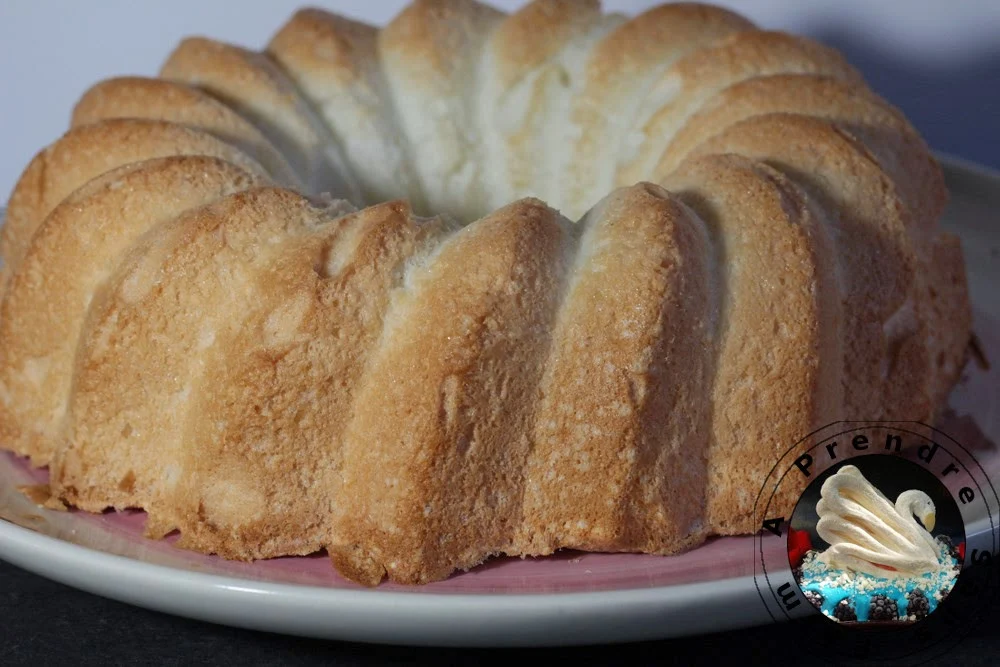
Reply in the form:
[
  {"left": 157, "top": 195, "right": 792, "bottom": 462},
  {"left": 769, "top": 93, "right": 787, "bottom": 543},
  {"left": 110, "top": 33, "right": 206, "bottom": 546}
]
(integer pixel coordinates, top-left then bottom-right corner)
[
  {"left": 516, "top": 183, "right": 717, "bottom": 558},
  {"left": 662, "top": 155, "right": 844, "bottom": 535},
  {"left": 0, "top": 157, "right": 264, "bottom": 466},
  {"left": 166, "top": 200, "right": 455, "bottom": 560},
  {"left": 72, "top": 77, "right": 302, "bottom": 189},
  {"left": 1, "top": 119, "right": 268, "bottom": 288},
  {"left": 160, "top": 37, "right": 362, "bottom": 201}
]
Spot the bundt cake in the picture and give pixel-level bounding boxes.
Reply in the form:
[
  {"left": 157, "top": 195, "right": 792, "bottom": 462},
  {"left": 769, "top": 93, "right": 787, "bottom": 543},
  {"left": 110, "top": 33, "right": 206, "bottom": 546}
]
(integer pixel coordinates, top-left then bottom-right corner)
[{"left": 0, "top": 0, "right": 971, "bottom": 586}]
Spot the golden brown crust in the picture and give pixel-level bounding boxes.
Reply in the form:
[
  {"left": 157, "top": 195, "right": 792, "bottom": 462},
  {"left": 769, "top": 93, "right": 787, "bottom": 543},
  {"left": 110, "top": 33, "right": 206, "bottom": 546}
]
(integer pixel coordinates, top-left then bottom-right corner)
[
  {"left": 167, "top": 201, "right": 453, "bottom": 560},
  {"left": 160, "top": 37, "right": 361, "bottom": 201},
  {"left": 586, "top": 3, "right": 755, "bottom": 85},
  {"left": 379, "top": 0, "right": 504, "bottom": 77},
  {"left": 331, "top": 199, "right": 571, "bottom": 584},
  {"left": 0, "top": 157, "right": 262, "bottom": 466},
  {"left": 71, "top": 77, "right": 301, "bottom": 188},
  {"left": 687, "top": 112, "right": 928, "bottom": 422},
  {"left": 269, "top": 8, "right": 375, "bottom": 84},
  {"left": 661, "top": 154, "right": 843, "bottom": 533},
  {"left": 1, "top": 119, "right": 267, "bottom": 290},
  {"left": 516, "top": 183, "right": 716, "bottom": 556},
  {"left": 50, "top": 188, "right": 343, "bottom": 517}
]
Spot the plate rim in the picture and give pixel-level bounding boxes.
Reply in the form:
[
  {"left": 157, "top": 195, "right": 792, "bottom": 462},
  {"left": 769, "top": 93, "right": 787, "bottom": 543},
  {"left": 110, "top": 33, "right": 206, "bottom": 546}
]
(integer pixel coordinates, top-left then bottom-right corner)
[{"left": 0, "top": 516, "right": 767, "bottom": 646}]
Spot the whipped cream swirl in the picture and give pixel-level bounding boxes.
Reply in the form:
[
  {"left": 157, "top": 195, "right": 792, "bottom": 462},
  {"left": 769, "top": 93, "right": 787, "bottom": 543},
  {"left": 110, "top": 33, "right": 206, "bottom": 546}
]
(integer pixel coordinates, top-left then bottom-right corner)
[{"left": 815, "top": 465, "right": 941, "bottom": 577}]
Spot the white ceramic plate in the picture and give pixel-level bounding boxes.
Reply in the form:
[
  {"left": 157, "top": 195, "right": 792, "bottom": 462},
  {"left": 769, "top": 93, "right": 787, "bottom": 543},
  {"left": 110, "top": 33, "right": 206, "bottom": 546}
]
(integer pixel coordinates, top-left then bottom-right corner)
[{"left": 1, "top": 155, "right": 998, "bottom": 647}]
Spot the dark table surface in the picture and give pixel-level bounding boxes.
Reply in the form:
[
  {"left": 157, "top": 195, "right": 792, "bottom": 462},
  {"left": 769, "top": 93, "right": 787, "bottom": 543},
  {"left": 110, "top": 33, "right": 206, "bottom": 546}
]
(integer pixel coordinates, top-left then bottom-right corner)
[{"left": 2, "top": 556, "right": 999, "bottom": 666}]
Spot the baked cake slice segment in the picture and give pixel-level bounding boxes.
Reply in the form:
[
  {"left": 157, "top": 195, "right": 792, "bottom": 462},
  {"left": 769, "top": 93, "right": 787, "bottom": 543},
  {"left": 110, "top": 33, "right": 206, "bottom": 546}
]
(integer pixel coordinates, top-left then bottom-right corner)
[
  {"left": 165, "top": 201, "right": 453, "bottom": 560},
  {"left": 0, "top": 156, "right": 263, "bottom": 466},
  {"left": 688, "top": 113, "right": 924, "bottom": 421},
  {"left": 616, "top": 31, "right": 864, "bottom": 192},
  {"left": 655, "top": 72, "right": 946, "bottom": 231},
  {"left": 330, "top": 198, "right": 573, "bottom": 585},
  {"left": 517, "top": 183, "right": 716, "bottom": 557},
  {"left": 559, "top": 3, "right": 753, "bottom": 219},
  {"left": 50, "top": 188, "right": 352, "bottom": 522},
  {"left": 267, "top": 9, "right": 424, "bottom": 211},
  {"left": 72, "top": 77, "right": 301, "bottom": 188},
  {"left": 662, "top": 154, "right": 843, "bottom": 534},
  {"left": 476, "top": 0, "right": 619, "bottom": 211},
  {"left": 1, "top": 118, "right": 267, "bottom": 287},
  {"left": 377, "top": 0, "right": 505, "bottom": 222},
  {"left": 160, "top": 37, "right": 361, "bottom": 201}
]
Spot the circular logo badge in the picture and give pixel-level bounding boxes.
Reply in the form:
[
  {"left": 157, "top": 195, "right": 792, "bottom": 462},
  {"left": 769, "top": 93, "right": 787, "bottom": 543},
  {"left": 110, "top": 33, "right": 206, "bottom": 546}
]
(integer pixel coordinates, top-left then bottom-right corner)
[{"left": 754, "top": 421, "right": 999, "bottom": 663}]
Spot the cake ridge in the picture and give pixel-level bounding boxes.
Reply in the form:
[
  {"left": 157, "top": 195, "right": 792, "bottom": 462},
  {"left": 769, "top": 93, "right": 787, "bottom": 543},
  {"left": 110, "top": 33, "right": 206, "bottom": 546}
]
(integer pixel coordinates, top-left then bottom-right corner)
[
  {"left": 477, "top": 0, "right": 611, "bottom": 212},
  {"left": 615, "top": 30, "right": 865, "bottom": 197},
  {"left": 0, "top": 118, "right": 270, "bottom": 294},
  {"left": 164, "top": 199, "right": 457, "bottom": 560},
  {"left": 0, "top": 156, "right": 265, "bottom": 467},
  {"left": 560, "top": 3, "right": 755, "bottom": 219},
  {"left": 160, "top": 36, "right": 362, "bottom": 202},
  {"left": 267, "top": 8, "right": 428, "bottom": 213},
  {"left": 70, "top": 76, "right": 303, "bottom": 190},
  {"left": 689, "top": 112, "right": 921, "bottom": 423},
  {"left": 330, "top": 197, "right": 575, "bottom": 584},
  {"left": 377, "top": 0, "right": 505, "bottom": 222},
  {"left": 516, "top": 181, "right": 719, "bottom": 556}
]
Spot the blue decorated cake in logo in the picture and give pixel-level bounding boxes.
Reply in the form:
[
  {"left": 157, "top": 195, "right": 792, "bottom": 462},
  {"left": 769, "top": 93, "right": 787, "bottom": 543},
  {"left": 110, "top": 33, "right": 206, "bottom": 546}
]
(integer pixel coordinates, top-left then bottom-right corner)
[{"left": 790, "top": 462, "right": 962, "bottom": 623}]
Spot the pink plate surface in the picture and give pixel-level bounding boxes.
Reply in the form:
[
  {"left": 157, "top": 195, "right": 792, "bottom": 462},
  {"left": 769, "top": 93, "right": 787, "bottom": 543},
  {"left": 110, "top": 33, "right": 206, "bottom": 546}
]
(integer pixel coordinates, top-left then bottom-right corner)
[{"left": 1, "top": 452, "right": 754, "bottom": 594}]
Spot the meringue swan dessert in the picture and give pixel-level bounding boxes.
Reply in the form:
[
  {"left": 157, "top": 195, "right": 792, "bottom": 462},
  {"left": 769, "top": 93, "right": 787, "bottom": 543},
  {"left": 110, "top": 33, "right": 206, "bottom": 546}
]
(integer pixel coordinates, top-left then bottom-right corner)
[
  {"left": 797, "top": 465, "right": 961, "bottom": 622},
  {"left": 816, "top": 465, "right": 941, "bottom": 577},
  {"left": 0, "top": 0, "right": 972, "bottom": 585}
]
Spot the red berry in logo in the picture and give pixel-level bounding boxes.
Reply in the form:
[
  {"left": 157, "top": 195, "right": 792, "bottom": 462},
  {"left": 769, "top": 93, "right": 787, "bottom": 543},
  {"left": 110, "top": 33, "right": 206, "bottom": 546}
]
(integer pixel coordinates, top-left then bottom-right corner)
[{"left": 787, "top": 526, "right": 813, "bottom": 568}]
